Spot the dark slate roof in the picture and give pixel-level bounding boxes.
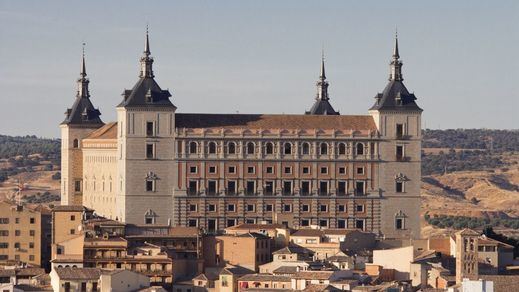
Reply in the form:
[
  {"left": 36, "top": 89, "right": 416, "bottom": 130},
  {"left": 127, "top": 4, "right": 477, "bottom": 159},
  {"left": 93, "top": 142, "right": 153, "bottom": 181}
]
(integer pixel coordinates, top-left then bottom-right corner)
[
  {"left": 306, "top": 99, "right": 339, "bottom": 115},
  {"left": 61, "top": 96, "right": 103, "bottom": 125},
  {"left": 118, "top": 77, "right": 175, "bottom": 108},
  {"left": 369, "top": 80, "right": 422, "bottom": 111}
]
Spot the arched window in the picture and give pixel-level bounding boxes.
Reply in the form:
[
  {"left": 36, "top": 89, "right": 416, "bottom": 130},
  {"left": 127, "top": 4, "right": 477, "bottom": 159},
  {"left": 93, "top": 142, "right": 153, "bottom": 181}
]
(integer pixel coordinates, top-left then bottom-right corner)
[
  {"left": 338, "top": 143, "right": 346, "bottom": 155},
  {"left": 320, "top": 143, "right": 328, "bottom": 155},
  {"left": 356, "top": 143, "right": 364, "bottom": 155},
  {"left": 246, "top": 142, "right": 255, "bottom": 155},
  {"left": 265, "top": 142, "right": 274, "bottom": 155},
  {"left": 284, "top": 143, "right": 292, "bottom": 155},
  {"left": 189, "top": 142, "right": 197, "bottom": 154},
  {"left": 208, "top": 142, "right": 217, "bottom": 154},
  {"left": 227, "top": 142, "right": 236, "bottom": 154},
  {"left": 73, "top": 139, "right": 79, "bottom": 148},
  {"left": 301, "top": 142, "right": 310, "bottom": 155}
]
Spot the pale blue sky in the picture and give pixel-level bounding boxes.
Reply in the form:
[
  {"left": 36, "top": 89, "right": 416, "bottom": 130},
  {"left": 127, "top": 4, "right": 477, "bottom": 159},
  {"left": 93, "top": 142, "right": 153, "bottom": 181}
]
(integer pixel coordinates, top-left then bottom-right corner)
[{"left": 0, "top": 0, "right": 518, "bottom": 137}]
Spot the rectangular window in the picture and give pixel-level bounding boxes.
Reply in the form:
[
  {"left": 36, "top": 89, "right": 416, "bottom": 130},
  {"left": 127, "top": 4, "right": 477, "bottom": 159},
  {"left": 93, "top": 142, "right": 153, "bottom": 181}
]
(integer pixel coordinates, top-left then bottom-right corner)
[
  {"left": 189, "top": 166, "right": 197, "bottom": 174},
  {"left": 145, "top": 180, "right": 155, "bottom": 192},
  {"left": 338, "top": 205, "right": 346, "bottom": 212},
  {"left": 188, "top": 180, "right": 198, "bottom": 195},
  {"left": 70, "top": 215, "right": 75, "bottom": 221},
  {"left": 284, "top": 167, "right": 292, "bottom": 174},
  {"left": 338, "top": 219, "right": 347, "bottom": 229},
  {"left": 396, "top": 218, "right": 404, "bottom": 230},
  {"left": 30, "top": 230, "right": 35, "bottom": 236},
  {"left": 396, "top": 145, "right": 404, "bottom": 160},
  {"left": 396, "top": 181, "right": 404, "bottom": 193},
  {"left": 0, "top": 218, "right": 8, "bottom": 224},
  {"left": 356, "top": 167, "right": 364, "bottom": 175},
  {"left": 208, "top": 166, "right": 217, "bottom": 174},
  {"left": 226, "top": 219, "right": 236, "bottom": 227},
  {"left": 15, "top": 230, "right": 21, "bottom": 236},
  {"left": 0, "top": 243, "right": 8, "bottom": 248},
  {"left": 301, "top": 181, "right": 310, "bottom": 196},
  {"left": 29, "top": 255, "right": 34, "bottom": 261},
  {"left": 265, "top": 181, "right": 274, "bottom": 195},
  {"left": 247, "top": 166, "right": 255, "bottom": 174},
  {"left": 227, "top": 204, "right": 236, "bottom": 212},
  {"left": 319, "top": 220, "right": 328, "bottom": 227},
  {"left": 228, "top": 166, "right": 236, "bottom": 174},
  {"left": 29, "top": 217, "right": 35, "bottom": 224},
  {"left": 15, "top": 218, "right": 19, "bottom": 224},
  {"left": 207, "top": 219, "right": 217, "bottom": 232},
  {"left": 0, "top": 230, "right": 8, "bottom": 236},
  {"left": 245, "top": 218, "right": 256, "bottom": 224},
  {"left": 74, "top": 180, "right": 81, "bottom": 192},
  {"left": 227, "top": 181, "right": 237, "bottom": 195},
  {"left": 337, "top": 181, "right": 347, "bottom": 196},
  {"left": 355, "top": 181, "right": 365, "bottom": 195},
  {"left": 320, "top": 167, "right": 328, "bottom": 174},
  {"left": 207, "top": 180, "right": 217, "bottom": 196},
  {"left": 146, "top": 121, "right": 155, "bottom": 136},
  {"left": 246, "top": 181, "right": 255, "bottom": 195},
  {"left": 283, "top": 181, "right": 292, "bottom": 195},
  {"left": 338, "top": 167, "right": 346, "bottom": 174},
  {"left": 266, "top": 166, "right": 274, "bottom": 174},
  {"left": 302, "top": 167, "right": 310, "bottom": 174},
  {"left": 70, "top": 229, "right": 75, "bottom": 235},
  {"left": 319, "top": 181, "right": 328, "bottom": 196},
  {"left": 189, "top": 204, "right": 197, "bottom": 212},
  {"left": 265, "top": 204, "right": 273, "bottom": 212},
  {"left": 319, "top": 204, "right": 328, "bottom": 212},
  {"left": 188, "top": 219, "right": 198, "bottom": 227},
  {"left": 207, "top": 204, "right": 216, "bottom": 212},
  {"left": 396, "top": 123, "right": 404, "bottom": 138},
  {"left": 356, "top": 205, "right": 365, "bottom": 212},
  {"left": 146, "top": 143, "right": 155, "bottom": 159},
  {"left": 355, "top": 219, "right": 365, "bottom": 230},
  {"left": 246, "top": 204, "right": 255, "bottom": 212},
  {"left": 145, "top": 217, "right": 153, "bottom": 224},
  {"left": 302, "top": 204, "right": 310, "bottom": 212},
  {"left": 301, "top": 219, "right": 310, "bottom": 227},
  {"left": 283, "top": 204, "right": 291, "bottom": 212}
]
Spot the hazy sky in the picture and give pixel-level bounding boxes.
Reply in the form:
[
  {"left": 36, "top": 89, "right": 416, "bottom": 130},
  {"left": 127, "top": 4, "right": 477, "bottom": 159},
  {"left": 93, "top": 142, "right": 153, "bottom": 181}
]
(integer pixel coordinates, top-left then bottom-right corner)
[{"left": 1, "top": 1, "right": 518, "bottom": 138}]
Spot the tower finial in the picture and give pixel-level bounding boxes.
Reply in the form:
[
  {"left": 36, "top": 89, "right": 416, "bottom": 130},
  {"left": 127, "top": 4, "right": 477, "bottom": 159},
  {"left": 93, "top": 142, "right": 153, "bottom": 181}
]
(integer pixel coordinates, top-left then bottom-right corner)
[
  {"left": 389, "top": 30, "right": 403, "bottom": 81},
  {"left": 80, "top": 43, "right": 87, "bottom": 77},
  {"left": 320, "top": 47, "right": 326, "bottom": 80},
  {"left": 393, "top": 27, "right": 400, "bottom": 60},
  {"left": 77, "top": 43, "right": 90, "bottom": 98},
  {"left": 140, "top": 25, "right": 154, "bottom": 78}
]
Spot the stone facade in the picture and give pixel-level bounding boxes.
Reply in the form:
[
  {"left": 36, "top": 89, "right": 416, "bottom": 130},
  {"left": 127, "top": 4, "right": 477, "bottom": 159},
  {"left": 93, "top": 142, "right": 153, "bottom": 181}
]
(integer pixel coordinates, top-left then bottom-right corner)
[{"left": 60, "top": 32, "right": 422, "bottom": 239}]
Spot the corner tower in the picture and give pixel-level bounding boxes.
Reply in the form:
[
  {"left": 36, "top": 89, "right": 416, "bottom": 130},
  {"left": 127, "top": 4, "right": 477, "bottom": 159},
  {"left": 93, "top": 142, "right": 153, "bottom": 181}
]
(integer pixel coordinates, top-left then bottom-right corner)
[
  {"left": 306, "top": 53, "right": 339, "bottom": 115},
  {"left": 369, "top": 33, "right": 422, "bottom": 239},
  {"left": 60, "top": 47, "right": 104, "bottom": 206},
  {"left": 116, "top": 29, "right": 177, "bottom": 224}
]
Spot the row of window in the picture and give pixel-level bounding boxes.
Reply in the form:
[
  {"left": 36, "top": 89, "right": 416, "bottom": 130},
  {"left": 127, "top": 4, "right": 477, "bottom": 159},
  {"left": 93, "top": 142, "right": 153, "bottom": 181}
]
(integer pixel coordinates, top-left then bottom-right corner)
[
  {"left": 188, "top": 165, "right": 363, "bottom": 175},
  {"left": 188, "top": 202, "right": 366, "bottom": 213},
  {"left": 0, "top": 242, "right": 36, "bottom": 248},
  {"left": 184, "top": 179, "right": 370, "bottom": 196},
  {"left": 185, "top": 217, "right": 406, "bottom": 231},
  {"left": 0, "top": 254, "right": 35, "bottom": 261},
  {"left": 185, "top": 141, "right": 371, "bottom": 156},
  {"left": 0, "top": 217, "right": 36, "bottom": 224},
  {"left": 0, "top": 230, "right": 36, "bottom": 236}
]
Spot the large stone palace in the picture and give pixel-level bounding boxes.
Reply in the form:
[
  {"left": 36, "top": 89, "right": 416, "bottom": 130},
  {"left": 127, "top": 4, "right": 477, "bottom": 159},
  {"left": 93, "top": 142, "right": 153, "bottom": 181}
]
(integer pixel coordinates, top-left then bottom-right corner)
[{"left": 60, "top": 31, "right": 422, "bottom": 239}]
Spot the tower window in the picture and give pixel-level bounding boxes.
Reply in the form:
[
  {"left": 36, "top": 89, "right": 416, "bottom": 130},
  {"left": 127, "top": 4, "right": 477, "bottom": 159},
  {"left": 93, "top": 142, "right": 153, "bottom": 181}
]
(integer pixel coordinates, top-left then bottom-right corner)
[
  {"left": 246, "top": 181, "right": 255, "bottom": 195},
  {"left": 189, "top": 142, "right": 198, "bottom": 154},
  {"left": 337, "top": 181, "right": 347, "bottom": 196},
  {"left": 355, "top": 181, "right": 365, "bottom": 195},
  {"left": 146, "top": 143, "right": 155, "bottom": 159},
  {"left": 301, "top": 142, "right": 310, "bottom": 155},
  {"left": 338, "top": 143, "right": 346, "bottom": 155},
  {"left": 246, "top": 142, "right": 255, "bottom": 154},
  {"left": 356, "top": 143, "right": 364, "bottom": 155},
  {"left": 74, "top": 180, "right": 81, "bottom": 193},
  {"left": 301, "top": 181, "right": 310, "bottom": 196},
  {"left": 319, "top": 181, "right": 328, "bottom": 195},
  {"left": 283, "top": 181, "right": 292, "bottom": 195},
  {"left": 207, "top": 180, "right": 217, "bottom": 196},
  {"left": 73, "top": 139, "right": 79, "bottom": 148},
  {"left": 227, "top": 181, "right": 236, "bottom": 195},
  {"left": 320, "top": 143, "right": 328, "bottom": 155},
  {"left": 396, "top": 217, "right": 405, "bottom": 230},
  {"left": 265, "top": 142, "right": 274, "bottom": 155},
  {"left": 145, "top": 180, "right": 155, "bottom": 192},
  {"left": 284, "top": 143, "right": 292, "bottom": 155},
  {"left": 227, "top": 142, "right": 236, "bottom": 154},
  {"left": 396, "top": 145, "right": 404, "bottom": 160},
  {"left": 188, "top": 180, "right": 198, "bottom": 195},
  {"left": 146, "top": 121, "right": 155, "bottom": 136},
  {"left": 208, "top": 142, "right": 217, "bottom": 154},
  {"left": 396, "top": 124, "right": 404, "bottom": 138},
  {"left": 264, "top": 181, "right": 274, "bottom": 195},
  {"left": 396, "top": 181, "right": 404, "bottom": 193}
]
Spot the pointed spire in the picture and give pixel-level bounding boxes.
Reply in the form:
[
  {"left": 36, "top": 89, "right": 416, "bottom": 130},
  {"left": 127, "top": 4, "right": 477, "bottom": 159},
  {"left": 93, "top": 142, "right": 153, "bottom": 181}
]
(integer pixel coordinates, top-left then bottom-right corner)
[
  {"left": 389, "top": 29, "right": 403, "bottom": 81},
  {"left": 320, "top": 48, "right": 326, "bottom": 80},
  {"left": 77, "top": 43, "right": 90, "bottom": 98},
  {"left": 144, "top": 24, "right": 151, "bottom": 56},
  {"left": 80, "top": 43, "right": 87, "bottom": 77},
  {"left": 140, "top": 25, "right": 154, "bottom": 78}
]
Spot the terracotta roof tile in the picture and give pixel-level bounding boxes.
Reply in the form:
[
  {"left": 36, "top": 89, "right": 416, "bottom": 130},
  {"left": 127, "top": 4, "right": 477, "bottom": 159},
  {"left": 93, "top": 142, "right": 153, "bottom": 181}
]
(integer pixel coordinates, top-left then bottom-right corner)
[
  {"left": 84, "top": 122, "right": 117, "bottom": 139},
  {"left": 54, "top": 267, "right": 101, "bottom": 280}
]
